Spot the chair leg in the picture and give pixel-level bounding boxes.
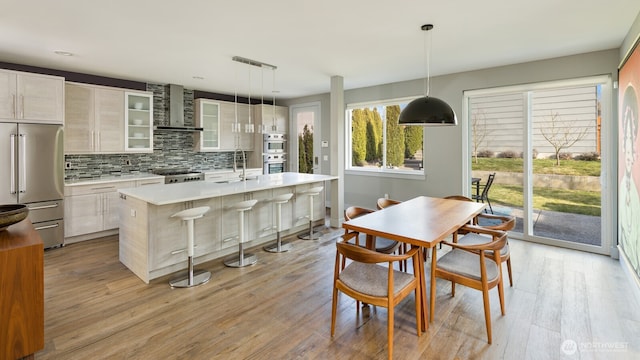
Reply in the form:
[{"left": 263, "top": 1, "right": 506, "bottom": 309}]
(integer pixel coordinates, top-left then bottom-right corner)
[
  {"left": 331, "top": 286, "right": 338, "bottom": 336},
  {"left": 451, "top": 282, "right": 456, "bottom": 297},
  {"left": 486, "top": 198, "right": 493, "bottom": 214},
  {"left": 498, "top": 274, "right": 506, "bottom": 316},
  {"left": 506, "top": 258, "right": 513, "bottom": 287},
  {"left": 482, "top": 286, "right": 492, "bottom": 344}
]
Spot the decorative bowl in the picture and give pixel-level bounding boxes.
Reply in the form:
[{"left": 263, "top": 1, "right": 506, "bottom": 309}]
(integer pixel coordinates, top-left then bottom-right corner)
[
  {"left": 133, "top": 119, "right": 143, "bottom": 125},
  {"left": 134, "top": 132, "right": 144, "bottom": 138},
  {"left": 0, "top": 204, "right": 29, "bottom": 231},
  {"left": 133, "top": 102, "right": 144, "bottom": 110}
]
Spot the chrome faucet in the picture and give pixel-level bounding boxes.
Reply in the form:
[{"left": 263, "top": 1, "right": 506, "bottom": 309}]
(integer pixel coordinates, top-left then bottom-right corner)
[{"left": 233, "top": 147, "right": 246, "bottom": 181}]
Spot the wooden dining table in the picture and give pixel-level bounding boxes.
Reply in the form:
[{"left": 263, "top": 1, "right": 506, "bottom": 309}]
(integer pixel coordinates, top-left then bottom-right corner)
[{"left": 342, "top": 195, "right": 486, "bottom": 331}]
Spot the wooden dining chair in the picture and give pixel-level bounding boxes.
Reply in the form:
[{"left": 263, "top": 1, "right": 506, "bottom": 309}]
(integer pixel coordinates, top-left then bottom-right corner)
[
  {"left": 331, "top": 233, "right": 422, "bottom": 360},
  {"left": 444, "top": 195, "right": 516, "bottom": 286},
  {"left": 344, "top": 206, "right": 402, "bottom": 255},
  {"left": 430, "top": 225, "right": 507, "bottom": 344},
  {"left": 375, "top": 198, "right": 410, "bottom": 268}
]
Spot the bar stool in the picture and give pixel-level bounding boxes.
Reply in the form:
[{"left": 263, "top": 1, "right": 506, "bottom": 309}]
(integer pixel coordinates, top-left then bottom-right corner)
[
  {"left": 264, "top": 193, "right": 294, "bottom": 253},
  {"left": 297, "top": 186, "right": 324, "bottom": 240},
  {"left": 224, "top": 199, "right": 259, "bottom": 268},
  {"left": 169, "top": 206, "right": 211, "bottom": 288}
]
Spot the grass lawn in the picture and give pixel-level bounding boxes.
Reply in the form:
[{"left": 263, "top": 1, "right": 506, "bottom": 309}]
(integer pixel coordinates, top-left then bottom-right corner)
[
  {"left": 472, "top": 158, "right": 601, "bottom": 176},
  {"left": 490, "top": 184, "right": 601, "bottom": 216}
]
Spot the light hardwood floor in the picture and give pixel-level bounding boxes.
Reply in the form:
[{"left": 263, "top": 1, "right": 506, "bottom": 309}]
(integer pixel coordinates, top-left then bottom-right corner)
[{"left": 38, "top": 228, "right": 640, "bottom": 359}]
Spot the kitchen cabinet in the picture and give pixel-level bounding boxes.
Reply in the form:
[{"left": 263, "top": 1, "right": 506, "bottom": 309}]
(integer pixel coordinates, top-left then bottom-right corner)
[
  {"left": 0, "top": 69, "right": 64, "bottom": 124},
  {"left": 253, "top": 103, "right": 288, "bottom": 134},
  {"left": 218, "top": 100, "right": 254, "bottom": 151},
  {"left": 194, "top": 99, "right": 220, "bottom": 151},
  {"left": 125, "top": 91, "right": 153, "bottom": 152},
  {"left": 65, "top": 83, "right": 125, "bottom": 153},
  {"left": 64, "top": 180, "right": 135, "bottom": 239}
]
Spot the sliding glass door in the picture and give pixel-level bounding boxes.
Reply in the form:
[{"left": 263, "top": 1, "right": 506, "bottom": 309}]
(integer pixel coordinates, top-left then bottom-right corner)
[{"left": 464, "top": 76, "right": 613, "bottom": 254}]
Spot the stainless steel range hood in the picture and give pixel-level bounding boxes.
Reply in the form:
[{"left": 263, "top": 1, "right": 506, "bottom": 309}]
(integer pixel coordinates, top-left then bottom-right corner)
[{"left": 154, "top": 84, "right": 203, "bottom": 132}]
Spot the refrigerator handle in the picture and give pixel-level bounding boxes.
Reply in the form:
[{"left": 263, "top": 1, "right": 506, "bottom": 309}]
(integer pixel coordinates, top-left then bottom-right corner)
[
  {"left": 10, "top": 134, "right": 16, "bottom": 194},
  {"left": 18, "top": 133, "right": 26, "bottom": 193}
]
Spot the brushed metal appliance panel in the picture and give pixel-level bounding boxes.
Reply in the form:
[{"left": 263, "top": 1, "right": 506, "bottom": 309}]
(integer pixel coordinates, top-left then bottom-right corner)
[{"left": 16, "top": 123, "right": 64, "bottom": 203}]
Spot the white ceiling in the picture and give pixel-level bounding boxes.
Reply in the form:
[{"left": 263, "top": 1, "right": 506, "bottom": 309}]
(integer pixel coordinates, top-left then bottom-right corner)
[{"left": 1, "top": 0, "right": 639, "bottom": 99}]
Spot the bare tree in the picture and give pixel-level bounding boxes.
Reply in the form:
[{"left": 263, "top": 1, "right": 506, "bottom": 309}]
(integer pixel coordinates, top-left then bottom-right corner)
[
  {"left": 540, "top": 111, "right": 589, "bottom": 165},
  {"left": 471, "top": 110, "right": 488, "bottom": 164}
]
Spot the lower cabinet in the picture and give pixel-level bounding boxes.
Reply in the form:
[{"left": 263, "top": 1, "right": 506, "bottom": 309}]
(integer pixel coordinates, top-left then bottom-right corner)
[{"left": 64, "top": 179, "right": 154, "bottom": 240}]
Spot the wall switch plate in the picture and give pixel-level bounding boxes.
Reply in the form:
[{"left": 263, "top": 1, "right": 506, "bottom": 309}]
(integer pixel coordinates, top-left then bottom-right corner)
[{"left": 323, "top": 155, "right": 328, "bottom": 161}]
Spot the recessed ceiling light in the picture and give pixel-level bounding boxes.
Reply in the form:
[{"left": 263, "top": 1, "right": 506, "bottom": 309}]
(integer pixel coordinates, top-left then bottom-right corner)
[
  {"left": 193, "top": 76, "right": 204, "bottom": 80},
  {"left": 54, "top": 50, "right": 73, "bottom": 56}
]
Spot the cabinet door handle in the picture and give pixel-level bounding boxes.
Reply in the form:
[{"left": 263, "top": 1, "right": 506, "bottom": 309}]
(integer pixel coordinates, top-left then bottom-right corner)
[
  {"left": 19, "top": 95, "right": 24, "bottom": 118},
  {"left": 35, "top": 223, "right": 60, "bottom": 231},
  {"left": 29, "top": 203, "right": 60, "bottom": 211},
  {"left": 12, "top": 94, "right": 16, "bottom": 118},
  {"left": 91, "top": 186, "right": 116, "bottom": 191}
]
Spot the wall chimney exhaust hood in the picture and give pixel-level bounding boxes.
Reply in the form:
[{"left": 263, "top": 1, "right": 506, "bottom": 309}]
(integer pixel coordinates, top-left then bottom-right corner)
[{"left": 154, "top": 84, "right": 203, "bottom": 132}]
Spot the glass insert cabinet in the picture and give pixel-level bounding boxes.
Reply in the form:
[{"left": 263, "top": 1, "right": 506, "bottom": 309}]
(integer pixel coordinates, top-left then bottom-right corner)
[{"left": 124, "top": 92, "right": 153, "bottom": 152}]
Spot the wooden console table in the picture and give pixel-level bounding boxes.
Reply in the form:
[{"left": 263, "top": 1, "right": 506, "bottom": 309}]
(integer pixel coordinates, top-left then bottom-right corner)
[{"left": 0, "top": 219, "right": 44, "bottom": 360}]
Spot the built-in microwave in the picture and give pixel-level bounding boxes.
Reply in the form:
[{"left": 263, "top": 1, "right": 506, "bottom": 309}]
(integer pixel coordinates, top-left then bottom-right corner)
[{"left": 263, "top": 133, "right": 286, "bottom": 153}]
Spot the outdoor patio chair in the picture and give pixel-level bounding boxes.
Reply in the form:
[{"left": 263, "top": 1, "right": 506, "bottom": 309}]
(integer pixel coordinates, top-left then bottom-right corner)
[{"left": 472, "top": 173, "right": 496, "bottom": 214}]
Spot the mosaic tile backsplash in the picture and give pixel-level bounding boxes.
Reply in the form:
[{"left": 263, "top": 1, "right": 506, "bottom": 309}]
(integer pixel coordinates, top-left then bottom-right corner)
[{"left": 64, "top": 83, "right": 245, "bottom": 179}]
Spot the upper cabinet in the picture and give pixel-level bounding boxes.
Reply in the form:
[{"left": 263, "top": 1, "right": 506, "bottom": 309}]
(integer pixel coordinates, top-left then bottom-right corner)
[
  {"left": 65, "top": 83, "right": 152, "bottom": 154},
  {"left": 254, "top": 104, "right": 288, "bottom": 134},
  {"left": 194, "top": 99, "right": 220, "bottom": 151},
  {"left": 65, "top": 83, "right": 125, "bottom": 153},
  {"left": 204, "top": 100, "right": 253, "bottom": 151},
  {"left": 124, "top": 92, "right": 153, "bottom": 152},
  {"left": 0, "top": 69, "right": 64, "bottom": 124}
]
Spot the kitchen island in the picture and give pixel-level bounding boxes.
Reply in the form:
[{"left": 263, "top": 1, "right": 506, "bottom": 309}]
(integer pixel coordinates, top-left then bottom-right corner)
[{"left": 118, "top": 172, "right": 338, "bottom": 283}]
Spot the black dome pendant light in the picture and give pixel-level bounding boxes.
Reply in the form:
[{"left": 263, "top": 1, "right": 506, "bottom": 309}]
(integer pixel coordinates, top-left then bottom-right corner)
[{"left": 398, "top": 24, "right": 457, "bottom": 126}]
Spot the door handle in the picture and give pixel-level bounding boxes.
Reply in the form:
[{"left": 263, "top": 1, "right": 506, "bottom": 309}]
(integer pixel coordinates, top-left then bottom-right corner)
[
  {"left": 314, "top": 156, "right": 318, "bottom": 165},
  {"left": 10, "top": 134, "right": 16, "bottom": 194},
  {"left": 18, "top": 134, "right": 26, "bottom": 193}
]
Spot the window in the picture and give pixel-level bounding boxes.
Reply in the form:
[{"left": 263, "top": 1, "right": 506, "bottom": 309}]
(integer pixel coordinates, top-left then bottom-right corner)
[{"left": 346, "top": 98, "right": 424, "bottom": 176}]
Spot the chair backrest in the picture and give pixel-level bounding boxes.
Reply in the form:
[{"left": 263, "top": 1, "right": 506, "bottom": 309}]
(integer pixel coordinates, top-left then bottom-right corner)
[
  {"left": 376, "top": 198, "right": 402, "bottom": 210},
  {"left": 481, "top": 173, "right": 496, "bottom": 198},
  {"left": 444, "top": 195, "right": 473, "bottom": 202},
  {"left": 344, "top": 206, "right": 375, "bottom": 221}
]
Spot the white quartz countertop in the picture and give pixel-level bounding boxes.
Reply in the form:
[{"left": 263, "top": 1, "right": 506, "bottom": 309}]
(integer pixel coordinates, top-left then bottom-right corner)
[
  {"left": 65, "top": 173, "right": 164, "bottom": 186},
  {"left": 118, "top": 172, "right": 338, "bottom": 205}
]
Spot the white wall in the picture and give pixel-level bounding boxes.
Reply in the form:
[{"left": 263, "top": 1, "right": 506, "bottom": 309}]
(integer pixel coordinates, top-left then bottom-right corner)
[{"left": 283, "top": 49, "right": 619, "bottom": 209}]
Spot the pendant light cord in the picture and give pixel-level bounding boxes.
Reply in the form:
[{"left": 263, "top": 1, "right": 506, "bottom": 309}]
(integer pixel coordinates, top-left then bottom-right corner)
[{"left": 423, "top": 24, "right": 432, "bottom": 97}]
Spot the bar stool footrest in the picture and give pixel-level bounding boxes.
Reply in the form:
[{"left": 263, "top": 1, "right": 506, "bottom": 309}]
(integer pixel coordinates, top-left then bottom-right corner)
[{"left": 170, "top": 270, "right": 211, "bottom": 288}]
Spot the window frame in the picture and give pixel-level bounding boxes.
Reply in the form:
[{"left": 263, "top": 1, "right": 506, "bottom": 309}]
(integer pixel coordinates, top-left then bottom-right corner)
[{"left": 345, "top": 96, "right": 426, "bottom": 180}]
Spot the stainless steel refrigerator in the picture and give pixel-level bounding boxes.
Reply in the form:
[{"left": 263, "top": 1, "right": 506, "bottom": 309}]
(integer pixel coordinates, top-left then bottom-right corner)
[{"left": 1, "top": 122, "right": 64, "bottom": 248}]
